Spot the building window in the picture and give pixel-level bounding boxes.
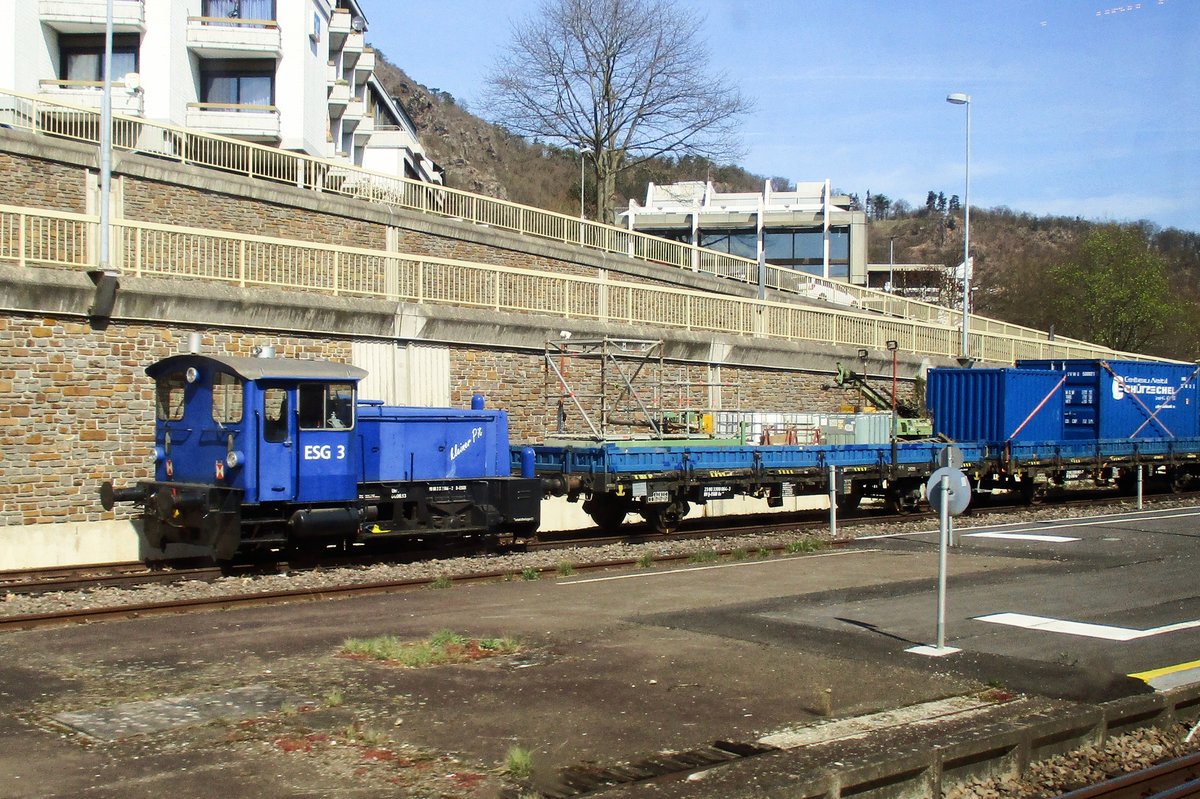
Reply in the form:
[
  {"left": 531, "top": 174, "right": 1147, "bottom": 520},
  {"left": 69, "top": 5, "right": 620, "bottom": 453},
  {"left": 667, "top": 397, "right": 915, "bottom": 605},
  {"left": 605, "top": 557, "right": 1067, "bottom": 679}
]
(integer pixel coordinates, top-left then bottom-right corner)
[
  {"left": 698, "top": 228, "right": 757, "bottom": 260},
  {"left": 763, "top": 226, "right": 851, "bottom": 278},
  {"left": 638, "top": 228, "right": 694, "bottom": 245},
  {"left": 202, "top": 0, "right": 276, "bottom": 21},
  {"left": 200, "top": 61, "right": 275, "bottom": 109},
  {"left": 59, "top": 34, "right": 139, "bottom": 82}
]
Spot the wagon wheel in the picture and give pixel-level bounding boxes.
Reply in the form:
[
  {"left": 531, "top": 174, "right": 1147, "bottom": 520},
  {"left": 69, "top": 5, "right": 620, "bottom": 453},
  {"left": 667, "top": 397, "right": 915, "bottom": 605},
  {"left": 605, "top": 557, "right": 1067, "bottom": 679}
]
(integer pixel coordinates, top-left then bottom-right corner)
[
  {"left": 643, "top": 500, "right": 690, "bottom": 535},
  {"left": 582, "top": 494, "right": 631, "bottom": 531},
  {"left": 884, "top": 488, "right": 909, "bottom": 515},
  {"left": 1169, "top": 468, "right": 1192, "bottom": 494},
  {"left": 835, "top": 484, "right": 862, "bottom": 513},
  {"left": 1017, "top": 478, "right": 1046, "bottom": 505}
]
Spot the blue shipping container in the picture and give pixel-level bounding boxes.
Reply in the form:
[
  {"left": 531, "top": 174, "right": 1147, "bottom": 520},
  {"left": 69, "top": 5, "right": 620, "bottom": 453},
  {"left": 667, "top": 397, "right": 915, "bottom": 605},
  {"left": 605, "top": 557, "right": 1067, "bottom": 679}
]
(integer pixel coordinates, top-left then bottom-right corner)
[
  {"left": 926, "top": 368, "right": 1066, "bottom": 444},
  {"left": 1016, "top": 360, "right": 1200, "bottom": 440}
]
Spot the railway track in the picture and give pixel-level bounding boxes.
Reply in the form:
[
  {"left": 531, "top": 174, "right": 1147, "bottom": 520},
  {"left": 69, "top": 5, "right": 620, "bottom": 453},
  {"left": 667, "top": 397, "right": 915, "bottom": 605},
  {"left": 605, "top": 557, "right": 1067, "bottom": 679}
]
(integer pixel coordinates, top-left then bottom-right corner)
[
  {"left": 1057, "top": 751, "right": 1200, "bottom": 799},
  {"left": 1, "top": 492, "right": 1193, "bottom": 633}
]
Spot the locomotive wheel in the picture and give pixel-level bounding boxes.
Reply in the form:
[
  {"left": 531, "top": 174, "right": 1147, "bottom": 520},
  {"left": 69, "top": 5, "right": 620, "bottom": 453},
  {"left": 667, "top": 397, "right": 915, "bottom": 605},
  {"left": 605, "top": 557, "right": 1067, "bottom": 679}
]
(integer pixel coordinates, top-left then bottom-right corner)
[
  {"left": 643, "top": 500, "right": 690, "bottom": 534},
  {"left": 582, "top": 494, "right": 631, "bottom": 531}
]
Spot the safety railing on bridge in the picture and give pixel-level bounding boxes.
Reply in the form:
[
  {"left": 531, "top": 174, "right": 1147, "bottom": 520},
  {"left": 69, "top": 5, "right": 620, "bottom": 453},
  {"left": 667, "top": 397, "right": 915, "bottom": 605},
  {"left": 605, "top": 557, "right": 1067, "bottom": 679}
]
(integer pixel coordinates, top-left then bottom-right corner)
[
  {"left": 0, "top": 88, "right": 1096, "bottom": 354},
  {"left": 0, "top": 203, "right": 1143, "bottom": 364}
]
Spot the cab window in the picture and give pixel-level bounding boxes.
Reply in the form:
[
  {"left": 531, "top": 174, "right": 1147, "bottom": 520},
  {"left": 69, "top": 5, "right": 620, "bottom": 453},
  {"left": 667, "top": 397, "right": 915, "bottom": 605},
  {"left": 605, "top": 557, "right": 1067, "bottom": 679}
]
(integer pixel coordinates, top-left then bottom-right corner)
[
  {"left": 263, "top": 387, "right": 289, "bottom": 443},
  {"left": 211, "top": 372, "right": 244, "bottom": 424},
  {"left": 156, "top": 372, "right": 186, "bottom": 421},
  {"left": 298, "top": 382, "right": 354, "bottom": 430}
]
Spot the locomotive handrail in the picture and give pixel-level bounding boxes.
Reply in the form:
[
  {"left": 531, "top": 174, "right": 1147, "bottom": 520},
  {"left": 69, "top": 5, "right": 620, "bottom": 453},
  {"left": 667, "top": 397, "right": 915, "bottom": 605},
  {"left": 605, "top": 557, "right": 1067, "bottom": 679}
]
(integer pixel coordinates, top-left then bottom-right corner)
[
  {"left": 0, "top": 86, "right": 1091, "bottom": 349},
  {"left": 0, "top": 201, "right": 1152, "bottom": 364}
]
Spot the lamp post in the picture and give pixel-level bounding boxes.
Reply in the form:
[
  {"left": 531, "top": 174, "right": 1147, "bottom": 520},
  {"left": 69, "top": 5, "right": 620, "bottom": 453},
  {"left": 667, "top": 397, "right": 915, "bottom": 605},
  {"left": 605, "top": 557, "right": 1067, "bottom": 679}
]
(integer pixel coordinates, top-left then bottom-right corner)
[
  {"left": 886, "top": 339, "right": 899, "bottom": 467},
  {"left": 888, "top": 236, "right": 896, "bottom": 294},
  {"left": 946, "top": 92, "right": 971, "bottom": 365}
]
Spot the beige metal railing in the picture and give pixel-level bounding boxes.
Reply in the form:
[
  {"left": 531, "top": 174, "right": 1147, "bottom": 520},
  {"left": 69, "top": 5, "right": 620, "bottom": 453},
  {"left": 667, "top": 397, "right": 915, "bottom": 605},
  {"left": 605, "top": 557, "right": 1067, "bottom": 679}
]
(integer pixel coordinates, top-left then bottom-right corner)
[
  {"left": 0, "top": 88, "right": 1098, "bottom": 353},
  {"left": 0, "top": 203, "right": 1143, "bottom": 364}
]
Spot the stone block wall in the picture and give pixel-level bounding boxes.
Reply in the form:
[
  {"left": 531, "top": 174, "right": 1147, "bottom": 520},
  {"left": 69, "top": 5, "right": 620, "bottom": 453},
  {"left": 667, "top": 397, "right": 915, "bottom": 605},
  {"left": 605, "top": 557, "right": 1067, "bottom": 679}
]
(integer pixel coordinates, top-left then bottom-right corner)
[{"left": 0, "top": 151, "right": 88, "bottom": 213}]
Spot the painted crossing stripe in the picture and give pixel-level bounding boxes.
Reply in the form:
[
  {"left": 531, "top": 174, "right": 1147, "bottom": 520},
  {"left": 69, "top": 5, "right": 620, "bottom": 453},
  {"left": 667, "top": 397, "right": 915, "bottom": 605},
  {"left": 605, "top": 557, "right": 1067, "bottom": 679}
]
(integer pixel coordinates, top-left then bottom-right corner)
[
  {"left": 964, "top": 532, "right": 1080, "bottom": 543},
  {"left": 975, "top": 612, "right": 1200, "bottom": 641},
  {"left": 1129, "top": 659, "right": 1200, "bottom": 690}
]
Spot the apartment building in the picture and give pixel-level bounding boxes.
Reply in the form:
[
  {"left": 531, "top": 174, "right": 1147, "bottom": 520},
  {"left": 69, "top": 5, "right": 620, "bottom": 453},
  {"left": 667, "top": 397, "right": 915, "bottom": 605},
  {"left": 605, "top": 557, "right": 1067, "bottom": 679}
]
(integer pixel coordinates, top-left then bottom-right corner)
[
  {"left": 0, "top": 0, "right": 441, "bottom": 183},
  {"left": 621, "top": 180, "right": 869, "bottom": 287}
]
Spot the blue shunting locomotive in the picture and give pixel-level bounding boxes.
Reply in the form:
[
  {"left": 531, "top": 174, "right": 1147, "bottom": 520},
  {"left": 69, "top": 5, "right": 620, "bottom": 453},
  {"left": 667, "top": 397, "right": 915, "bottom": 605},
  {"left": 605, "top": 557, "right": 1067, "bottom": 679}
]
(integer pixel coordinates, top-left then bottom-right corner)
[{"left": 101, "top": 352, "right": 541, "bottom": 559}]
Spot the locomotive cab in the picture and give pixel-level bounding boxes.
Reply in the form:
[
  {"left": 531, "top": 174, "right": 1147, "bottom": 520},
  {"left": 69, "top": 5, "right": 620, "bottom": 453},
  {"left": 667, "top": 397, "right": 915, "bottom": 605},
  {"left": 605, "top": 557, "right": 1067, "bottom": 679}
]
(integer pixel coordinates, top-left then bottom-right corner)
[{"left": 102, "top": 353, "right": 367, "bottom": 560}]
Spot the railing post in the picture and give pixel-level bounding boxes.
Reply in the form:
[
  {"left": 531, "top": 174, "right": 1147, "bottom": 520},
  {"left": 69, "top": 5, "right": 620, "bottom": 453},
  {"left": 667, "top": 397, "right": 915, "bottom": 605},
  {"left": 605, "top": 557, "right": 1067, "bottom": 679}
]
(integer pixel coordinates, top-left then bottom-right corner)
[
  {"left": 18, "top": 211, "right": 25, "bottom": 268},
  {"left": 296, "top": 155, "right": 304, "bottom": 189},
  {"left": 238, "top": 240, "right": 246, "bottom": 287},
  {"left": 134, "top": 224, "right": 142, "bottom": 276},
  {"left": 332, "top": 251, "right": 340, "bottom": 296},
  {"left": 495, "top": 271, "right": 501, "bottom": 311}
]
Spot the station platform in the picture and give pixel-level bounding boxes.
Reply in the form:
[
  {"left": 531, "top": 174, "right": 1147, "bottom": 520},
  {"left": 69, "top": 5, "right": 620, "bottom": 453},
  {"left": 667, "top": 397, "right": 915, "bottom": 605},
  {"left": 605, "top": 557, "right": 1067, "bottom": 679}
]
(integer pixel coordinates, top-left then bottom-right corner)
[{"left": 2, "top": 504, "right": 1199, "bottom": 798}]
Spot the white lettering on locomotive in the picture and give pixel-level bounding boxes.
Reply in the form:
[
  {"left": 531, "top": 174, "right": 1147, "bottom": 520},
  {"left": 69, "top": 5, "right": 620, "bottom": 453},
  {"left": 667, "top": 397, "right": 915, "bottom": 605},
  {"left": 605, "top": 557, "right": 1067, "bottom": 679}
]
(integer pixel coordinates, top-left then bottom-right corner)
[
  {"left": 303, "top": 444, "right": 346, "bottom": 460},
  {"left": 449, "top": 427, "right": 484, "bottom": 461}
]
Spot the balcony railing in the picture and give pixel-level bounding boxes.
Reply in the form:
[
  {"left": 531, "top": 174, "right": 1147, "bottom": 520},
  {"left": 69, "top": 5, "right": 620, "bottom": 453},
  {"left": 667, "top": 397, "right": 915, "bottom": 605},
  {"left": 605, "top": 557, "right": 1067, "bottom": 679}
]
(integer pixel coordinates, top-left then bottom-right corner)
[
  {"left": 0, "top": 88, "right": 1100, "bottom": 355},
  {"left": 185, "top": 102, "right": 280, "bottom": 140},
  {"left": 186, "top": 16, "right": 281, "bottom": 57},
  {"left": 38, "top": 80, "right": 144, "bottom": 116},
  {"left": 39, "top": 0, "right": 145, "bottom": 32},
  {"left": 0, "top": 202, "right": 1148, "bottom": 365}
]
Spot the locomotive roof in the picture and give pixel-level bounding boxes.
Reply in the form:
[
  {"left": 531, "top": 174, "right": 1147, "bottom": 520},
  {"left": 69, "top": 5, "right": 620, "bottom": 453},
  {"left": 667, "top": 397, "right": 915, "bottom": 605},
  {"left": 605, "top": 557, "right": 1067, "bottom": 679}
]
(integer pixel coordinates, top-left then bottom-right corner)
[{"left": 147, "top": 354, "right": 368, "bottom": 382}]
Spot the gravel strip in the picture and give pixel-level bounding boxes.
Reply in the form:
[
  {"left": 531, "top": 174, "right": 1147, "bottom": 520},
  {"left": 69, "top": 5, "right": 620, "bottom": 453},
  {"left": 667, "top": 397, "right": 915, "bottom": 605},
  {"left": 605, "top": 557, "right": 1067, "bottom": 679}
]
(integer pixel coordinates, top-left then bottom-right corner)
[
  {"left": 947, "top": 723, "right": 1200, "bottom": 799},
  {"left": 3, "top": 498, "right": 1195, "bottom": 619}
]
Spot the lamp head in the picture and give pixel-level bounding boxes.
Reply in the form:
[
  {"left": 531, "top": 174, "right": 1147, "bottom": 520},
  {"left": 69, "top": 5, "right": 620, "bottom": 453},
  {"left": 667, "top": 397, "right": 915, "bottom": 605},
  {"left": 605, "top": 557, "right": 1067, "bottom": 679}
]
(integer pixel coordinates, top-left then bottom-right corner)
[{"left": 946, "top": 92, "right": 970, "bottom": 105}]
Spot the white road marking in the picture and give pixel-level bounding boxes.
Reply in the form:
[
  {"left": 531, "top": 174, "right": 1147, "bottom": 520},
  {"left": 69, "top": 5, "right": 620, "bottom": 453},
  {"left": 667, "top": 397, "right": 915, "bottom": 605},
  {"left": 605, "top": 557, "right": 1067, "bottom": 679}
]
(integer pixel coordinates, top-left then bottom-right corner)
[
  {"left": 976, "top": 612, "right": 1200, "bottom": 641},
  {"left": 557, "top": 548, "right": 877, "bottom": 585},
  {"left": 859, "top": 507, "right": 1200, "bottom": 542},
  {"left": 963, "top": 532, "right": 1080, "bottom": 543}
]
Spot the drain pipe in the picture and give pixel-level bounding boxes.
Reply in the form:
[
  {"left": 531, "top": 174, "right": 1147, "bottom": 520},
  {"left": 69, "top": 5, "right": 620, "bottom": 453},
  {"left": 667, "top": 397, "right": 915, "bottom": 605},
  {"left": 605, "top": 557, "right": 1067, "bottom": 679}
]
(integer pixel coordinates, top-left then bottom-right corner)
[{"left": 88, "top": 0, "right": 120, "bottom": 327}]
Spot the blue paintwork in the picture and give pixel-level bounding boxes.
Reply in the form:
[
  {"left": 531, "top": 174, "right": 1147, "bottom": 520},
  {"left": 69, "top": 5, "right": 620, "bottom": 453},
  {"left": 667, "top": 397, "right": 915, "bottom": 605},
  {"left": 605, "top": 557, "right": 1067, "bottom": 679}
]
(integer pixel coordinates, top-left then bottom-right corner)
[
  {"left": 358, "top": 404, "right": 513, "bottom": 482},
  {"left": 515, "top": 439, "right": 987, "bottom": 477},
  {"left": 926, "top": 368, "right": 1065, "bottom": 444},
  {"left": 1017, "top": 359, "right": 1200, "bottom": 440}
]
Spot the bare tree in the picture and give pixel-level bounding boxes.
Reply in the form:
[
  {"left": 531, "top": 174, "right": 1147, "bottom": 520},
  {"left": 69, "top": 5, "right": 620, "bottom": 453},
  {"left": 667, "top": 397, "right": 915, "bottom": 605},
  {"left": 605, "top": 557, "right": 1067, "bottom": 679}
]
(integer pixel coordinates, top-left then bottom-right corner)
[{"left": 486, "top": 0, "right": 751, "bottom": 222}]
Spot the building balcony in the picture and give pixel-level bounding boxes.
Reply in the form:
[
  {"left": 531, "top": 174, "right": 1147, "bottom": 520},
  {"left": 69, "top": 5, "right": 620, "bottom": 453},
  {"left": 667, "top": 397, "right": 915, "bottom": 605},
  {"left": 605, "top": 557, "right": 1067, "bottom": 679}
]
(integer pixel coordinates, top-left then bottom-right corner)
[
  {"left": 39, "top": 0, "right": 144, "bottom": 33},
  {"left": 38, "top": 80, "right": 144, "bottom": 116},
  {"left": 342, "top": 31, "right": 365, "bottom": 68},
  {"left": 352, "top": 114, "right": 374, "bottom": 144},
  {"left": 186, "top": 103, "right": 280, "bottom": 141},
  {"left": 186, "top": 16, "right": 281, "bottom": 58},
  {"left": 344, "top": 96, "right": 365, "bottom": 122},
  {"left": 355, "top": 49, "right": 375, "bottom": 79},
  {"left": 327, "top": 80, "right": 350, "bottom": 112},
  {"left": 328, "top": 8, "right": 352, "bottom": 51}
]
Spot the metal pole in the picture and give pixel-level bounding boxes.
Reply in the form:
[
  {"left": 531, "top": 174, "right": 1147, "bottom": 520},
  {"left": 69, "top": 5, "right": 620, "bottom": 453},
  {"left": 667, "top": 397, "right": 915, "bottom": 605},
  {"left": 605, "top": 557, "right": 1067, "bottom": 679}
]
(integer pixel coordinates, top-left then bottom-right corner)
[
  {"left": 961, "top": 101, "right": 971, "bottom": 358},
  {"left": 937, "top": 473, "right": 950, "bottom": 650},
  {"left": 946, "top": 93, "right": 971, "bottom": 361},
  {"left": 828, "top": 464, "right": 838, "bottom": 538},
  {"left": 99, "top": 0, "right": 114, "bottom": 273},
  {"left": 888, "top": 237, "right": 895, "bottom": 294},
  {"left": 1137, "top": 465, "right": 1144, "bottom": 510}
]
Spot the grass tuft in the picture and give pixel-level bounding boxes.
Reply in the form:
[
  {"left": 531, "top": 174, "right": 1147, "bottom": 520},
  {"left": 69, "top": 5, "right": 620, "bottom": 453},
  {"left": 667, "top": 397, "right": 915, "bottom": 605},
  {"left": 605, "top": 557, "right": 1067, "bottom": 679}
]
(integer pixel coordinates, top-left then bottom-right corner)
[
  {"left": 341, "top": 629, "right": 519, "bottom": 668},
  {"left": 505, "top": 745, "right": 534, "bottom": 780}
]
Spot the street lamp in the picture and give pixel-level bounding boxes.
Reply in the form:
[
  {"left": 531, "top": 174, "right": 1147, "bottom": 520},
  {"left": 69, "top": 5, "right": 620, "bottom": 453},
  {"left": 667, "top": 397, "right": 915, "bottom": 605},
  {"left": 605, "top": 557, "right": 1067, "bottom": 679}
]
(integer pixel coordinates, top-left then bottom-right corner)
[
  {"left": 888, "top": 236, "right": 896, "bottom": 294},
  {"left": 946, "top": 92, "right": 971, "bottom": 365}
]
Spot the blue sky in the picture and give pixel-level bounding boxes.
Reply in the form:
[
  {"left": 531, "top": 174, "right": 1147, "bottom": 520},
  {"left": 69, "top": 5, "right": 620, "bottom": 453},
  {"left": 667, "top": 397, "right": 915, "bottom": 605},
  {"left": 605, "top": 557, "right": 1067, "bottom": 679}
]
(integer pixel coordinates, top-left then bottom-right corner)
[{"left": 364, "top": 1, "right": 1199, "bottom": 233}]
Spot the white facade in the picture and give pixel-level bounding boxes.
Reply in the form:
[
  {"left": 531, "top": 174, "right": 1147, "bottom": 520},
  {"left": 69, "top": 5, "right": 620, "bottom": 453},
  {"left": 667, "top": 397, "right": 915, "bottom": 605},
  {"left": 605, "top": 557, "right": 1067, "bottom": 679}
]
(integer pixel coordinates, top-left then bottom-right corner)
[
  {"left": 0, "top": 0, "right": 440, "bottom": 183},
  {"left": 622, "top": 180, "right": 868, "bottom": 286}
]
